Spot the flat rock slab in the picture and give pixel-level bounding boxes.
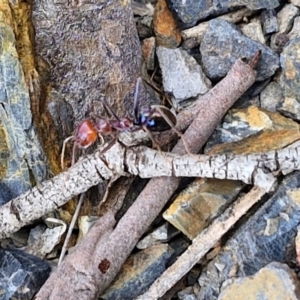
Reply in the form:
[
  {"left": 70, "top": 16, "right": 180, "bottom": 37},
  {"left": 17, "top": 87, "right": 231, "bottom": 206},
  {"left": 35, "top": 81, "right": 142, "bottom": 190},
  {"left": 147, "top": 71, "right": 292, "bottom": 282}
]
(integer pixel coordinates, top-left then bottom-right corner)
[
  {"left": 0, "top": 249, "right": 51, "bottom": 300},
  {"left": 200, "top": 19, "right": 280, "bottom": 81},
  {"left": 169, "top": 0, "right": 279, "bottom": 25}
]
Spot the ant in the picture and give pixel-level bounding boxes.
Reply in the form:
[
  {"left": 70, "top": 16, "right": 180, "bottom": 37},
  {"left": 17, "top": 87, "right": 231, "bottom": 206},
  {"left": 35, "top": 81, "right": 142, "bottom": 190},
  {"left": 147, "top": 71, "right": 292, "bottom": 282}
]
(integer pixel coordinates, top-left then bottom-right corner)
[{"left": 61, "top": 77, "right": 178, "bottom": 169}]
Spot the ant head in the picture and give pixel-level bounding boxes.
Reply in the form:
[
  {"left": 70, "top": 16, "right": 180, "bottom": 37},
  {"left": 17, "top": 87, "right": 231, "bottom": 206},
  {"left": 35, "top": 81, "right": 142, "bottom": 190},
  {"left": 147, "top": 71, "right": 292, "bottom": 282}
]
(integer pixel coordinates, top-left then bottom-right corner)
[{"left": 141, "top": 106, "right": 177, "bottom": 132}]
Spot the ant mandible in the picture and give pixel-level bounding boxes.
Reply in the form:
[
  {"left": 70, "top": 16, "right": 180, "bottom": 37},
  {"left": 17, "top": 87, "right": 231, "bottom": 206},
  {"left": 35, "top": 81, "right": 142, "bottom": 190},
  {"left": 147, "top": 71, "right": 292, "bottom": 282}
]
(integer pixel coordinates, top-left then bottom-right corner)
[{"left": 60, "top": 77, "right": 177, "bottom": 169}]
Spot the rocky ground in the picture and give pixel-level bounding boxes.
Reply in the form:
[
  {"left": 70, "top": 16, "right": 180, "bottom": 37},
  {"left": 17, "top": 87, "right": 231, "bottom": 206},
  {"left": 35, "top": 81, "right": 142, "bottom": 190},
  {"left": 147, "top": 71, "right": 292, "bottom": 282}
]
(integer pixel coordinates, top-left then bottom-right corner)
[{"left": 1, "top": 0, "right": 300, "bottom": 299}]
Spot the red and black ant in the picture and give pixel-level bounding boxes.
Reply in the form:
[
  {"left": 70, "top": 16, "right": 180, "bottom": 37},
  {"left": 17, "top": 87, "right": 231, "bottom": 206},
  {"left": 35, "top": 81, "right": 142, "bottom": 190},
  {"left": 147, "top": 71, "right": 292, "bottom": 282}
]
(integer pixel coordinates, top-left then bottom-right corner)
[{"left": 61, "top": 77, "right": 178, "bottom": 169}]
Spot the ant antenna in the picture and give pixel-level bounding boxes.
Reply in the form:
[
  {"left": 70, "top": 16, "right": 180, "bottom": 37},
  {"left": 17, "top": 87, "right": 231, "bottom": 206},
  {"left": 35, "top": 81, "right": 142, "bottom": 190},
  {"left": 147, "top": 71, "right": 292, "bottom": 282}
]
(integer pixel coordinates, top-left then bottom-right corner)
[
  {"left": 133, "top": 77, "right": 142, "bottom": 124},
  {"left": 152, "top": 105, "right": 193, "bottom": 156},
  {"left": 100, "top": 98, "right": 120, "bottom": 121}
]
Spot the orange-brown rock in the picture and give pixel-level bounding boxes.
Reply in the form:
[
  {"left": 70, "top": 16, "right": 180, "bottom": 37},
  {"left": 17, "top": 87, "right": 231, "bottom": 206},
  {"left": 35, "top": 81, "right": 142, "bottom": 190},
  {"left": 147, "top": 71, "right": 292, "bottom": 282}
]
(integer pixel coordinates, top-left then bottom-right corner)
[{"left": 153, "top": 0, "right": 181, "bottom": 48}]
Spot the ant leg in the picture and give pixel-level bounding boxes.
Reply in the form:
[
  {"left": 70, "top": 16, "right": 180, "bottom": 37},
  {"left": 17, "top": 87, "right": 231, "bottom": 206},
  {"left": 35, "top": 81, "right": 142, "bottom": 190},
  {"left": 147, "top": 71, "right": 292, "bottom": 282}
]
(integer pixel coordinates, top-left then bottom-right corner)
[
  {"left": 98, "top": 133, "right": 105, "bottom": 146},
  {"left": 143, "top": 126, "right": 172, "bottom": 163},
  {"left": 133, "top": 77, "right": 143, "bottom": 124},
  {"left": 152, "top": 106, "right": 194, "bottom": 156},
  {"left": 71, "top": 141, "right": 78, "bottom": 166},
  {"left": 100, "top": 98, "right": 120, "bottom": 121},
  {"left": 143, "top": 126, "right": 161, "bottom": 151},
  {"left": 61, "top": 136, "right": 75, "bottom": 170},
  {"left": 98, "top": 175, "right": 120, "bottom": 208},
  {"left": 99, "top": 135, "right": 118, "bottom": 155}
]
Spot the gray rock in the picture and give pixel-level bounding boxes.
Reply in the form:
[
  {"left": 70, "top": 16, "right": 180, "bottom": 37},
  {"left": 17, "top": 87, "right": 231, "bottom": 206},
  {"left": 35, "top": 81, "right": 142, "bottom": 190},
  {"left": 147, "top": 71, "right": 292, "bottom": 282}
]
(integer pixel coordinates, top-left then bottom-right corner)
[
  {"left": 277, "top": 4, "right": 299, "bottom": 33},
  {"left": 260, "top": 81, "right": 283, "bottom": 111},
  {"left": 137, "top": 223, "right": 178, "bottom": 249},
  {"left": 0, "top": 23, "right": 49, "bottom": 205},
  {"left": 218, "top": 262, "right": 300, "bottom": 300},
  {"left": 101, "top": 244, "right": 174, "bottom": 300},
  {"left": 157, "top": 47, "right": 211, "bottom": 106},
  {"left": 240, "top": 17, "right": 266, "bottom": 45},
  {"left": 288, "top": 16, "right": 300, "bottom": 39},
  {"left": 196, "top": 172, "right": 300, "bottom": 300},
  {"left": 178, "top": 287, "right": 198, "bottom": 300},
  {"left": 169, "top": 0, "right": 279, "bottom": 25},
  {"left": 200, "top": 19, "right": 280, "bottom": 81},
  {"left": 261, "top": 9, "right": 279, "bottom": 34},
  {"left": 0, "top": 249, "right": 51, "bottom": 300},
  {"left": 278, "top": 37, "right": 300, "bottom": 120}
]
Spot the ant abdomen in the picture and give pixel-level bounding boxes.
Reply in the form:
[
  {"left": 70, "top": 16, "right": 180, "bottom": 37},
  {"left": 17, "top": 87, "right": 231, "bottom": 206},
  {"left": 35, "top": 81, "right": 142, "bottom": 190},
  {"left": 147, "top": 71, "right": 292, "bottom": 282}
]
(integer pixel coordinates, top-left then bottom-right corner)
[{"left": 75, "top": 120, "right": 98, "bottom": 148}]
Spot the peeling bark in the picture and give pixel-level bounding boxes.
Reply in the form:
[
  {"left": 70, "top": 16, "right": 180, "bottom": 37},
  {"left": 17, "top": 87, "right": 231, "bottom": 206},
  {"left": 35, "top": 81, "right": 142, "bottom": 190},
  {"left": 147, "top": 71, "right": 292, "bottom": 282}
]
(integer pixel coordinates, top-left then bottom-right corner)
[{"left": 2, "top": 139, "right": 300, "bottom": 241}]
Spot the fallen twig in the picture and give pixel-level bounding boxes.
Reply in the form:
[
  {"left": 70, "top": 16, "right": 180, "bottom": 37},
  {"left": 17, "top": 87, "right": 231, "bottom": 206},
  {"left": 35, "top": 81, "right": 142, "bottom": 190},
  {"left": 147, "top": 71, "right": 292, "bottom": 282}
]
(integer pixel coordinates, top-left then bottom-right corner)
[
  {"left": 4, "top": 136, "right": 300, "bottom": 240},
  {"left": 135, "top": 186, "right": 267, "bottom": 300}
]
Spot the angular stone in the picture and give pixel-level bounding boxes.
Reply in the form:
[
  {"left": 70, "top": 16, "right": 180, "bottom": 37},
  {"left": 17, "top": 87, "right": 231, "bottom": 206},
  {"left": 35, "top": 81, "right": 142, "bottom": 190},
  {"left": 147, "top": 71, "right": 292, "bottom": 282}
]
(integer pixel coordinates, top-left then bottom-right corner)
[
  {"left": 181, "top": 8, "right": 253, "bottom": 48},
  {"left": 0, "top": 20, "right": 48, "bottom": 205},
  {"left": 260, "top": 81, "right": 283, "bottom": 112},
  {"left": 153, "top": 0, "right": 181, "bottom": 48},
  {"left": 163, "top": 178, "right": 243, "bottom": 240},
  {"left": 157, "top": 46, "right": 211, "bottom": 105},
  {"left": 205, "top": 106, "right": 300, "bottom": 154},
  {"left": 0, "top": 249, "right": 51, "bottom": 300},
  {"left": 101, "top": 244, "right": 173, "bottom": 300},
  {"left": 278, "top": 37, "right": 300, "bottom": 120},
  {"left": 277, "top": 4, "right": 299, "bottom": 33},
  {"left": 288, "top": 16, "right": 300, "bottom": 39},
  {"left": 196, "top": 172, "right": 300, "bottom": 300},
  {"left": 218, "top": 262, "right": 300, "bottom": 300},
  {"left": 137, "top": 223, "right": 178, "bottom": 249},
  {"left": 240, "top": 18, "right": 265, "bottom": 44},
  {"left": 261, "top": 9, "right": 279, "bottom": 34},
  {"left": 169, "top": 0, "right": 279, "bottom": 25},
  {"left": 200, "top": 20, "right": 279, "bottom": 81},
  {"left": 25, "top": 224, "right": 66, "bottom": 259}
]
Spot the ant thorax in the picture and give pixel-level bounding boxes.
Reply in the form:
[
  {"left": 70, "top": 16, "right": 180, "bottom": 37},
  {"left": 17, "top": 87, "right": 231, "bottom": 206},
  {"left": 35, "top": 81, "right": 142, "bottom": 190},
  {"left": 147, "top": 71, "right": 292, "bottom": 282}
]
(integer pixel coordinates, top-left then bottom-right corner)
[
  {"left": 118, "top": 118, "right": 134, "bottom": 131},
  {"left": 95, "top": 119, "right": 113, "bottom": 135}
]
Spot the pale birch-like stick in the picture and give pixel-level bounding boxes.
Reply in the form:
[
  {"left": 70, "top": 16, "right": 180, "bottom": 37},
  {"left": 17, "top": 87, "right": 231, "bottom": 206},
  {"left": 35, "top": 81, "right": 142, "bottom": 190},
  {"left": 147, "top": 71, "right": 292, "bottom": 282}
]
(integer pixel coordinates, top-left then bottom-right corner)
[
  {"left": 135, "top": 186, "right": 267, "bottom": 300},
  {"left": 0, "top": 143, "right": 126, "bottom": 240},
  {"left": 3, "top": 132, "right": 298, "bottom": 241}
]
